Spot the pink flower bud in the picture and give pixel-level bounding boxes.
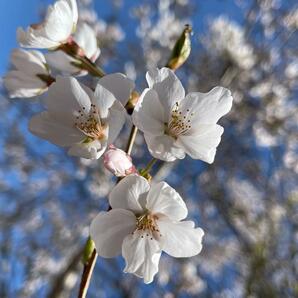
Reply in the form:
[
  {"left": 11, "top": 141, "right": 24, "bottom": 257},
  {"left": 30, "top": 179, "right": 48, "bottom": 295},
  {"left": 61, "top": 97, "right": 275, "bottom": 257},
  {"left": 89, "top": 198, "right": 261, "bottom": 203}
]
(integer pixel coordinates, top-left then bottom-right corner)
[{"left": 103, "top": 145, "right": 137, "bottom": 177}]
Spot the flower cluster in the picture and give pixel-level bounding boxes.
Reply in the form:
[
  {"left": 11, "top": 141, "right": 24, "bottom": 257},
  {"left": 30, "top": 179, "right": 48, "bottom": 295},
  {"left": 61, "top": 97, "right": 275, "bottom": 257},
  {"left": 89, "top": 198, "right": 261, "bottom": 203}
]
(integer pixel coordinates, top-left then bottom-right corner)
[
  {"left": 3, "top": 0, "right": 233, "bottom": 290},
  {"left": 203, "top": 16, "right": 256, "bottom": 70}
]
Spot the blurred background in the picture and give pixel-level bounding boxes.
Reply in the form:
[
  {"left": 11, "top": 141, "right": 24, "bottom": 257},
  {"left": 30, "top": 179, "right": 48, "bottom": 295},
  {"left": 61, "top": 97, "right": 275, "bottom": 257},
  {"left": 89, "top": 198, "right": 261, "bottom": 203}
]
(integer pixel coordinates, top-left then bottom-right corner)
[{"left": 0, "top": 0, "right": 298, "bottom": 297}]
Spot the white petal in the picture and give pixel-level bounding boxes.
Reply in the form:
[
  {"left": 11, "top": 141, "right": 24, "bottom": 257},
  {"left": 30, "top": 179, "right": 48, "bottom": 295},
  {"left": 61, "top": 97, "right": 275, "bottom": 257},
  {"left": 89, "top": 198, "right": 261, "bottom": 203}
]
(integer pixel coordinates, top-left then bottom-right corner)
[
  {"left": 4, "top": 71, "right": 47, "bottom": 98},
  {"left": 11, "top": 49, "right": 47, "bottom": 75},
  {"left": 43, "top": 0, "right": 73, "bottom": 42},
  {"left": 176, "top": 124, "right": 224, "bottom": 163},
  {"left": 45, "top": 51, "right": 80, "bottom": 74},
  {"left": 146, "top": 67, "right": 185, "bottom": 118},
  {"left": 90, "top": 209, "right": 136, "bottom": 258},
  {"left": 29, "top": 112, "right": 84, "bottom": 146},
  {"left": 93, "top": 83, "right": 116, "bottom": 119},
  {"left": 17, "top": 0, "right": 77, "bottom": 49},
  {"left": 183, "top": 87, "right": 233, "bottom": 124},
  {"left": 132, "top": 88, "right": 165, "bottom": 137},
  {"left": 107, "top": 100, "right": 126, "bottom": 144},
  {"left": 98, "top": 73, "right": 135, "bottom": 106},
  {"left": 73, "top": 22, "right": 99, "bottom": 59},
  {"left": 144, "top": 134, "right": 185, "bottom": 162},
  {"left": 109, "top": 175, "right": 149, "bottom": 213},
  {"left": 158, "top": 217, "right": 204, "bottom": 258},
  {"left": 146, "top": 182, "right": 187, "bottom": 221},
  {"left": 45, "top": 76, "right": 91, "bottom": 125},
  {"left": 122, "top": 231, "right": 161, "bottom": 284},
  {"left": 66, "top": 0, "right": 78, "bottom": 25},
  {"left": 17, "top": 27, "right": 60, "bottom": 49},
  {"left": 68, "top": 139, "right": 107, "bottom": 159}
]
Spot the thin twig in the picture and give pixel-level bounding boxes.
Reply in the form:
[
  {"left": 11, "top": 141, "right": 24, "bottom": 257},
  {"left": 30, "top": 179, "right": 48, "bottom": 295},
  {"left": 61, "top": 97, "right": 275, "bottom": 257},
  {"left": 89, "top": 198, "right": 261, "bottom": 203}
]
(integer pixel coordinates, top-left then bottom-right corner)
[
  {"left": 140, "top": 158, "right": 157, "bottom": 176},
  {"left": 59, "top": 42, "right": 105, "bottom": 78},
  {"left": 78, "top": 250, "right": 98, "bottom": 298},
  {"left": 125, "top": 125, "right": 138, "bottom": 155}
]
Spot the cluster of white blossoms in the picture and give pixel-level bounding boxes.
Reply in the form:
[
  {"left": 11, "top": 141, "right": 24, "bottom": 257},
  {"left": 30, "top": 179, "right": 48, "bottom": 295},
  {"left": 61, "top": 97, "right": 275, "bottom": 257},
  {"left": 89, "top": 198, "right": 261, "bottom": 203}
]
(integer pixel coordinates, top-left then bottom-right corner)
[
  {"left": 204, "top": 16, "right": 256, "bottom": 70},
  {"left": 3, "top": 0, "right": 233, "bottom": 287}
]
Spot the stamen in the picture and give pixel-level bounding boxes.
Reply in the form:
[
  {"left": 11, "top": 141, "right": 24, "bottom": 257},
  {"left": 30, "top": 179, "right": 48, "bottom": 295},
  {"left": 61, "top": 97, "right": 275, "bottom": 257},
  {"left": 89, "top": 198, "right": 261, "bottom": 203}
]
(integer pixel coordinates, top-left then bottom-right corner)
[
  {"left": 74, "top": 104, "right": 106, "bottom": 140},
  {"left": 165, "top": 102, "right": 194, "bottom": 139},
  {"left": 135, "top": 213, "right": 161, "bottom": 240}
]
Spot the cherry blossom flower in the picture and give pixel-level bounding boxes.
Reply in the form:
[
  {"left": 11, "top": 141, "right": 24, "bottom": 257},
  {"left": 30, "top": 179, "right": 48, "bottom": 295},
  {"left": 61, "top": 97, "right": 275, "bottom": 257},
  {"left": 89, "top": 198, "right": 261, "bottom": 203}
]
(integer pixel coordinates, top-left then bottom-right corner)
[
  {"left": 17, "top": 0, "right": 78, "bottom": 49},
  {"left": 132, "top": 67, "right": 233, "bottom": 163},
  {"left": 45, "top": 22, "right": 100, "bottom": 75},
  {"left": 204, "top": 16, "right": 256, "bottom": 70},
  {"left": 29, "top": 74, "right": 134, "bottom": 159},
  {"left": 90, "top": 175, "right": 204, "bottom": 283},
  {"left": 3, "top": 49, "right": 52, "bottom": 98},
  {"left": 103, "top": 145, "right": 137, "bottom": 177}
]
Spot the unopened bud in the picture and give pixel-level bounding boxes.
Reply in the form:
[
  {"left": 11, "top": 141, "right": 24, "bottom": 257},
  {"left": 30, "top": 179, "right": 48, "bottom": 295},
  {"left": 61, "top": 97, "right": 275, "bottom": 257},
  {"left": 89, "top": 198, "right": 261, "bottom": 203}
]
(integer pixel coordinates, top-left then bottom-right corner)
[
  {"left": 103, "top": 145, "right": 137, "bottom": 177},
  {"left": 82, "top": 237, "right": 95, "bottom": 265},
  {"left": 166, "top": 24, "right": 192, "bottom": 71}
]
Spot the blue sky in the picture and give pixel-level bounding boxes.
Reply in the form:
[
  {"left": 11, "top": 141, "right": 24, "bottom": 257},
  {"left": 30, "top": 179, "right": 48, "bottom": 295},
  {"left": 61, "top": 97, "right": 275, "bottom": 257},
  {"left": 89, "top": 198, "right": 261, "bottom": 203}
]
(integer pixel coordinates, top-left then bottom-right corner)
[
  {"left": 0, "top": 0, "right": 244, "bottom": 76},
  {"left": 0, "top": 0, "right": 50, "bottom": 74}
]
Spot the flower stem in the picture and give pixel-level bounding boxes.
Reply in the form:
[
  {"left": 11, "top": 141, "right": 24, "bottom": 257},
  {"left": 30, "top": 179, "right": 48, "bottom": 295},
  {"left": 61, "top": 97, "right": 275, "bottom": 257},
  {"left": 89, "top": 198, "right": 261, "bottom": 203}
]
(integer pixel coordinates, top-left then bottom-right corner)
[
  {"left": 140, "top": 158, "right": 157, "bottom": 177},
  {"left": 59, "top": 42, "right": 105, "bottom": 78},
  {"left": 125, "top": 125, "right": 138, "bottom": 155},
  {"left": 80, "top": 56, "right": 105, "bottom": 78},
  {"left": 78, "top": 249, "right": 97, "bottom": 298}
]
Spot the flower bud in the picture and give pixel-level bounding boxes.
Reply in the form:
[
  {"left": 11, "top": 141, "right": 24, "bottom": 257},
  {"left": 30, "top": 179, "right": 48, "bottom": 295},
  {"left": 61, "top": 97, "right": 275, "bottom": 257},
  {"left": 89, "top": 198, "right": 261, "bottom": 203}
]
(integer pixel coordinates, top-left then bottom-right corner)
[
  {"left": 103, "top": 145, "right": 137, "bottom": 177},
  {"left": 166, "top": 24, "right": 192, "bottom": 71},
  {"left": 82, "top": 237, "right": 95, "bottom": 265}
]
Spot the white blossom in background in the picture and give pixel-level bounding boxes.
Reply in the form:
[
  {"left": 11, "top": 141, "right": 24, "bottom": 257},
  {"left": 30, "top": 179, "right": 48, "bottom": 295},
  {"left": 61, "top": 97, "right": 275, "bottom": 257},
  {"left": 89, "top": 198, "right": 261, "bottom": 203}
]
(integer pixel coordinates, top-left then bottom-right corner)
[
  {"left": 90, "top": 175, "right": 204, "bottom": 283},
  {"left": 45, "top": 22, "right": 100, "bottom": 75},
  {"left": 133, "top": 67, "right": 233, "bottom": 162},
  {"left": 181, "top": 263, "right": 206, "bottom": 294},
  {"left": 283, "top": 8, "right": 298, "bottom": 30},
  {"left": 145, "top": 0, "right": 189, "bottom": 48},
  {"left": 204, "top": 16, "right": 256, "bottom": 70},
  {"left": 4, "top": 49, "right": 51, "bottom": 98},
  {"left": 17, "top": 0, "right": 78, "bottom": 49},
  {"left": 29, "top": 74, "right": 134, "bottom": 159},
  {"left": 253, "top": 123, "right": 279, "bottom": 147},
  {"left": 285, "top": 60, "right": 298, "bottom": 80},
  {"left": 79, "top": 6, "right": 124, "bottom": 44},
  {"left": 95, "top": 20, "right": 125, "bottom": 43},
  {"left": 134, "top": 0, "right": 189, "bottom": 67},
  {"left": 227, "top": 178, "right": 264, "bottom": 223}
]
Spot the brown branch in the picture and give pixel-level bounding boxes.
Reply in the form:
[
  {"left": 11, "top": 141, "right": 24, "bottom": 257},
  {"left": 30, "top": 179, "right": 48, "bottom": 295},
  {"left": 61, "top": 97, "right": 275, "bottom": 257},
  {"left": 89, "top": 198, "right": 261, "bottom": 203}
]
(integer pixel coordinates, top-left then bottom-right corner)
[{"left": 77, "top": 249, "right": 98, "bottom": 298}]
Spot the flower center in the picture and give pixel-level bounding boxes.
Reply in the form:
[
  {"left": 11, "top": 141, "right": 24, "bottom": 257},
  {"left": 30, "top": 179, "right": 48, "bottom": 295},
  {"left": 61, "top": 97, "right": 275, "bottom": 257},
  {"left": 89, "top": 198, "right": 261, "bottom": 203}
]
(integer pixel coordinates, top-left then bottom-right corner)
[
  {"left": 165, "top": 102, "right": 193, "bottom": 139},
  {"left": 75, "top": 104, "right": 106, "bottom": 141},
  {"left": 134, "top": 213, "right": 162, "bottom": 240}
]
